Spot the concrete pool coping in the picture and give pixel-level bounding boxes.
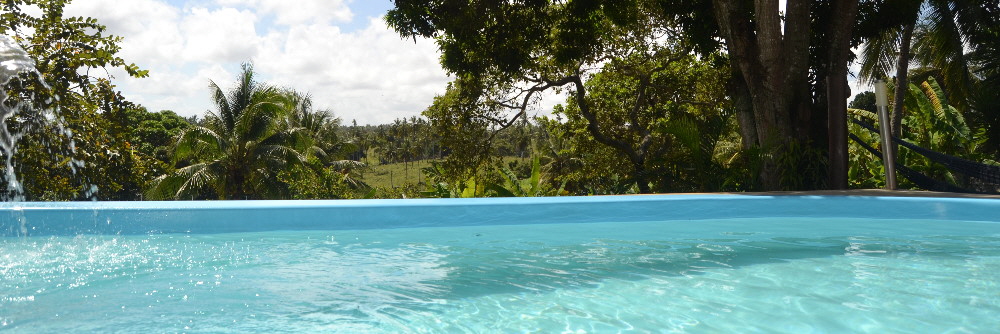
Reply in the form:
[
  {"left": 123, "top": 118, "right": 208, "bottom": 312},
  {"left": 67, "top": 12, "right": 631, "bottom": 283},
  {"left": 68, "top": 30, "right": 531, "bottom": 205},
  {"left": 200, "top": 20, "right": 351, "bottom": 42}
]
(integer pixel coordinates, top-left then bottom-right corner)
[
  {"left": 632, "top": 190, "right": 998, "bottom": 200},
  {"left": 731, "top": 189, "right": 1000, "bottom": 199},
  {"left": 3, "top": 191, "right": 998, "bottom": 237}
]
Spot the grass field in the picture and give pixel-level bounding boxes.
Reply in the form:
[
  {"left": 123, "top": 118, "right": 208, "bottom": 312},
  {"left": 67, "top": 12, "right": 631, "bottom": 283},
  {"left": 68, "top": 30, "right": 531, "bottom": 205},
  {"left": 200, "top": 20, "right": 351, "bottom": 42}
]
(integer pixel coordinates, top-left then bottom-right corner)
[
  {"left": 360, "top": 160, "right": 436, "bottom": 189},
  {"left": 360, "top": 156, "right": 532, "bottom": 189}
]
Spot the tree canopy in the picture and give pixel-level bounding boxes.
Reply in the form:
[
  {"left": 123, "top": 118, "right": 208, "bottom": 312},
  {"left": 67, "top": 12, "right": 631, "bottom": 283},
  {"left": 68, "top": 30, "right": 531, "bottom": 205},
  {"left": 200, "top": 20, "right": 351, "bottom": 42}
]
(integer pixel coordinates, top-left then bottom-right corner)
[
  {"left": 2, "top": 0, "right": 998, "bottom": 200},
  {"left": 1, "top": 0, "right": 152, "bottom": 200},
  {"left": 388, "top": 0, "right": 1000, "bottom": 192}
]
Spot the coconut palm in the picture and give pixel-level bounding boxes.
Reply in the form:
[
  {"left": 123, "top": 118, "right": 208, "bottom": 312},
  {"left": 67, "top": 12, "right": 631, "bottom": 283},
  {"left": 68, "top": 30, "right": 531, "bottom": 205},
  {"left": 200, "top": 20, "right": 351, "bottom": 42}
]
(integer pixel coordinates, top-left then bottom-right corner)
[
  {"left": 280, "top": 91, "right": 340, "bottom": 159},
  {"left": 858, "top": 0, "right": 998, "bottom": 166},
  {"left": 147, "top": 63, "right": 308, "bottom": 200},
  {"left": 859, "top": 0, "right": 991, "bottom": 126},
  {"left": 279, "top": 90, "right": 369, "bottom": 190}
]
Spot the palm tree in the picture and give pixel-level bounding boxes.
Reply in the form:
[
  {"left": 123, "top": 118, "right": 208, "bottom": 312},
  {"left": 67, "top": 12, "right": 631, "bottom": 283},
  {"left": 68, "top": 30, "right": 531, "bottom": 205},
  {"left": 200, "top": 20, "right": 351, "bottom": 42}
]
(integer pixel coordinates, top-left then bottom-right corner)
[
  {"left": 281, "top": 90, "right": 370, "bottom": 186},
  {"left": 280, "top": 91, "right": 342, "bottom": 160},
  {"left": 860, "top": 0, "right": 990, "bottom": 132},
  {"left": 147, "top": 63, "right": 308, "bottom": 200}
]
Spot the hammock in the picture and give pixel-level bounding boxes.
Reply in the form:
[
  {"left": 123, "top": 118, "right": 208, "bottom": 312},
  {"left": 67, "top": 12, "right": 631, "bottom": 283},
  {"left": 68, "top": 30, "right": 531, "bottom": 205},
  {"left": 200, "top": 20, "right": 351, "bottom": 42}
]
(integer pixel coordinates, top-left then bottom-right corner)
[{"left": 850, "top": 119, "right": 1000, "bottom": 193}]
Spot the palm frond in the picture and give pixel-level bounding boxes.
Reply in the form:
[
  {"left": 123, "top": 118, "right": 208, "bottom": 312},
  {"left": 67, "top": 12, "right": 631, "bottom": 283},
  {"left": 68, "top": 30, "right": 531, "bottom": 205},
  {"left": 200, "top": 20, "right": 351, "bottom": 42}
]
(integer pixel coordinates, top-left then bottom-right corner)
[
  {"left": 253, "top": 144, "right": 308, "bottom": 168},
  {"left": 145, "top": 162, "right": 224, "bottom": 200},
  {"left": 859, "top": 26, "right": 902, "bottom": 84},
  {"left": 229, "top": 63, "right": 258, "bottom": 120},
  {"left": 848, "top": 108, "right": 879, "bottom": 121},
  {"left": 208, "top": 80, "right": 234, "bottom": 132},
  {"left": 173, "top": 126, "right": 226, "bottom": 162},
  {"left": 913, "top": 1, "right": 975, "bottom": 106}
]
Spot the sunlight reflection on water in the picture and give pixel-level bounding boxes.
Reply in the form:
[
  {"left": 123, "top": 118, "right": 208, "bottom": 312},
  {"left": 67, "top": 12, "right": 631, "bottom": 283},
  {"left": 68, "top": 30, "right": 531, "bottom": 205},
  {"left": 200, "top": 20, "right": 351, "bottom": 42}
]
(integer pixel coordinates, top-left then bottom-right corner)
[{"left": 1, "top": 218, "right": 999, "bottom": 332}]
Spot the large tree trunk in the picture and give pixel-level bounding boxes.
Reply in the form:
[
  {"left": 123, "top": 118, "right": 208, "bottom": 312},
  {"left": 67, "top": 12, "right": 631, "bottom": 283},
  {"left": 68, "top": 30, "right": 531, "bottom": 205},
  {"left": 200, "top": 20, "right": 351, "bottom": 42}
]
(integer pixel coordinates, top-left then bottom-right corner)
[
  {"left": 713, "top": 0, "right": 860, "bottom": 190},
  {"left": 712, "top": 0, "right": 812, "bottom": 190},
  {"left": 826, "top": 0, "right": 861, "bottom": 189},
  {"left": 729, "top": 66, "right": 757, "bottom": 150}
]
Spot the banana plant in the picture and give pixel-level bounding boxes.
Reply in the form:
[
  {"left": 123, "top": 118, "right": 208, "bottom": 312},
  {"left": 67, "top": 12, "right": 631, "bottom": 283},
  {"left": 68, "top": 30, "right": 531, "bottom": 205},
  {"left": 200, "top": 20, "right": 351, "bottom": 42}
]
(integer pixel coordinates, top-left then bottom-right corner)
[
  {"left": 421, "top": 156, "right": 563, "bottom": 198},
  {"left": 489, "top": 155, "right": 562, "bottom": 197},
  {"left": 898, "top": 77, "right": 979, "bottom": 186},
  {"left": 419, "top": 161, "right": 487, "bottom": 198},
  {"left": 848, "top": 77, "right": 984, "bottom": 189}
]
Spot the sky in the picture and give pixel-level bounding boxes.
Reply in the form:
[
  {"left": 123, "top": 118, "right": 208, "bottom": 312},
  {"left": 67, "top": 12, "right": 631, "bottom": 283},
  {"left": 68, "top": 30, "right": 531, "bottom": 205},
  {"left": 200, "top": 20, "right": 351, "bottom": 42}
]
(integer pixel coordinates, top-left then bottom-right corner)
[
  {"left": 59, "top": 0, "right": 864, "bottom": 125},
  {"left": 62, "top": 0, "right": 453, "bottom": 125}
]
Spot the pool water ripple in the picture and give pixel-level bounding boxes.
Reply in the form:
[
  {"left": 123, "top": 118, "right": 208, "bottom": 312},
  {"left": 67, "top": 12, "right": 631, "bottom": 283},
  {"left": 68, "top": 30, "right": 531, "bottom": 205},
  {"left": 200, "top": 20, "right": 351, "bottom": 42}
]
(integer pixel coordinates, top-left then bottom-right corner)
[{"left": 1, "top": 217, "right": 998, "bottom": 332}]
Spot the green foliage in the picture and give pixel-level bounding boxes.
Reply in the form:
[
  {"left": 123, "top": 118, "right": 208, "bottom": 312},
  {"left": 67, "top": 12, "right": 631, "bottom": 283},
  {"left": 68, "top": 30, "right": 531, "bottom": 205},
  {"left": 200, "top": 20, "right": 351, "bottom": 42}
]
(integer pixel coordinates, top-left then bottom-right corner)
[
  {"left": 391, "top": 0, "right": 754, "bottom": 194},
  {"left": 849, "top": 77, "right": 984, "bottom": 190},
  {"left": 421, "top": 79, "right": 501, "bottom": 185},
  {"left": 898, "top": 78, "right": 979, "bottom": 186},
  {"left": 279, "top": 91, "right": 356, "bottom": 164},
  {"left": 147, "top": 63, "right": 309, "bottom": 200},
  {"left": 128, "top": 110, "right": 191, "bottom": 158},
  {"left": 1, "top": 0, "right": 154, "bottom": 200},
  {"left": 850, "top": 91, "right": 877, "bottom": 113},
  {"left": 278, "top": 158, "right": 357, "bottom": 200},
  {"left": 1, "top": 0, "right": 148, "bottom": 83},
  {"left": 490, "top": 155, "right": 559, "bottom": 197},
  {"left": 420, "top": 155, "right": 560, "bottom": 198},
  {"left": 548, "top": 48, "right": 734, "bottom": 193},
  {"left": 847, "top": 108, "right": 885, "bottom": 188},
  {"left": 970, "top": 82, "right": 1000, "bottom": 155},
  {"left": 390, "top": 0, "right": 602, "bottom": 78},
  {"left": 124, "top": 108, "right": 192, "bottom": 186},
  {"left": 534, "top": 113, "right": 585, "bottom": 191},
  {"left": 772, "top": 140, "right": 829, "bottom": 191}
]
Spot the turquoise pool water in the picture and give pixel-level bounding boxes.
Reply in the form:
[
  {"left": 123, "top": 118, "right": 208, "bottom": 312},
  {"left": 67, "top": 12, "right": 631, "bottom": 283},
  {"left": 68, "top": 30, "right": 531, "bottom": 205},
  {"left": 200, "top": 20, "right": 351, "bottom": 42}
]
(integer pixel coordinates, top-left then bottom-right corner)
[{"left": 2, "top": 195, "right": 999, "bottom": 332}]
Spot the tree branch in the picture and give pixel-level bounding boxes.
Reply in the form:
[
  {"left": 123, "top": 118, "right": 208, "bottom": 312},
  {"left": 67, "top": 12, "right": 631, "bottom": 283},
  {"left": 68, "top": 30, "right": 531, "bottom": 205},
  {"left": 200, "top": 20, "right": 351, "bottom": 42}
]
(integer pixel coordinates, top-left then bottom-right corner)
[
  {"left": 487, "top": 75, "right": 577, "bottom": 139},
  {"left": 571, "top": 71, "right": 641, "bottom": 163}
]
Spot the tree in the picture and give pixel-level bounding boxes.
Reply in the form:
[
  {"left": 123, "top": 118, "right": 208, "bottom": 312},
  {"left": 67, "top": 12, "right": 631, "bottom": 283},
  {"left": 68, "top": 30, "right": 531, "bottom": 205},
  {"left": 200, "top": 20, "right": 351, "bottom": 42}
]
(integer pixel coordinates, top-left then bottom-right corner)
[
  {"left": 709, "top": 0, "right": 861, "bottom": 189},
  {"left": 127, "top": 109, "right": 191, "bottom": 162},
  {"left": 147, "top": 63, "right": 308, "bottom": 200},
  {"left": 859, "top": 0, "right": 997, "bottom": 160},
  {"left": 392, "top": 0, "right": 734, "bottom": 192},
  {"left": 279, "top": 90, "right": 358, "bottom": 164},
  {"left": 421, "top": 80, "right": 498, "bottom": 184},
  {"left": 970, "top": 33, "right": 1000, "bottom": 154},
  {"left": 850, "top": 91, "right": 877, "bottom": 113},
  {"left": 1, "top": 0, "right": 151, "bottom": 200},
  {"left": 535, "top": 113, "right": 585, "bottom": 191},
  {"left": 857, "top": 0, "right": 914, "bottom": 133},
  {"left": 553, "top": 48, "right": 730, "bottom": 192},
  {"left": 279, "top": 90, "right": 369, "bottom": 196},
  {"left": 388, "top": 0, "right": 872, "bottom": 190}
]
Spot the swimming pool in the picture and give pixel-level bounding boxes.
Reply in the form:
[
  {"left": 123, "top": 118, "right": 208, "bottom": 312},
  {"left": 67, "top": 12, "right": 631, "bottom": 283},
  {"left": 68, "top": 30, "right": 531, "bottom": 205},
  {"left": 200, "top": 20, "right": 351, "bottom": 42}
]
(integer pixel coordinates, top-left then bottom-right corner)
[{"left": 2, "top": 194, "right": 999, "bottom": 332}]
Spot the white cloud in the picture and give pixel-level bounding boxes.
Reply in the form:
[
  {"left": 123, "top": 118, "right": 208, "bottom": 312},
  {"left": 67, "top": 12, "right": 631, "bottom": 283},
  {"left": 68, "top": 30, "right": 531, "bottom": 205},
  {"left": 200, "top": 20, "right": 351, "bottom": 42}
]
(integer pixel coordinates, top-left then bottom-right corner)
[
  {"left": 254, "top": 18, "right": 450, "bottom": 124},
  {"left": 66, "top": 0, "right": 184, "bottom": 65},
  {"left": 181, "top": 7, "right": 261, "bottom": 63},
  {"left": 63, "top": 0, "right": 451, "bottom": 124},
  {"left": 216, "top": 0, "right": 353, "bottom": 26}
]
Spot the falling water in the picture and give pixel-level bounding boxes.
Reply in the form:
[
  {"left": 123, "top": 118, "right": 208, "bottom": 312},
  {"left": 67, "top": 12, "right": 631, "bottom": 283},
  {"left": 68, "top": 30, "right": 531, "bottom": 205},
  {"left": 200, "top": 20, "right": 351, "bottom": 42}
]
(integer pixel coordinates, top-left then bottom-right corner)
[
  {"left": 2, "top": 35, "right": 94, "bottom": 235},
  {"left": 0, "top": 35, "right": 36, "bottom": 202}
]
